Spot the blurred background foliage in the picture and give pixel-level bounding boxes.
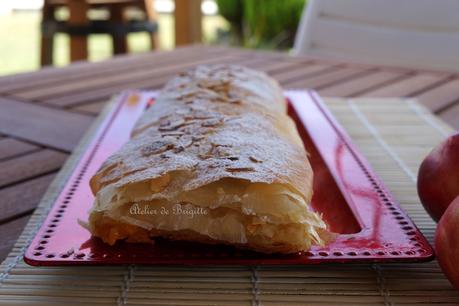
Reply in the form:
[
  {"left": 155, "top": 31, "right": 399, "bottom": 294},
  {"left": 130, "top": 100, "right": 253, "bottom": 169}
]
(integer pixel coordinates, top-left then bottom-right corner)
[{"left": 216, "top": 0, "right": 306, "bottom": 49}]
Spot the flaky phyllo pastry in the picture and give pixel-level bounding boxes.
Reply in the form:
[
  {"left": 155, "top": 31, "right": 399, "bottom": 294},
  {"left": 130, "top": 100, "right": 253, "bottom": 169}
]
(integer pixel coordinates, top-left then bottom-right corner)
[{"left": 88, "top": 64, "right": 329, "bottom": 253}]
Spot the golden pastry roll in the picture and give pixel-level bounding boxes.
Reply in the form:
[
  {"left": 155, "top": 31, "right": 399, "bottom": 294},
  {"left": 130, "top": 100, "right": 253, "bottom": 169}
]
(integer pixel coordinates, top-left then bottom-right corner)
[{"left": 88, "top": 65, "right": 329, "bottom": 254}]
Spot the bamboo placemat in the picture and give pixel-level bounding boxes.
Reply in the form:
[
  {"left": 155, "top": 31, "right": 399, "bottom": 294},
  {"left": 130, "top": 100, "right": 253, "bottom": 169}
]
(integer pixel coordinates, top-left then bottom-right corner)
[{"left": 0, "top": 97, "right": 457, "bottom": 305}]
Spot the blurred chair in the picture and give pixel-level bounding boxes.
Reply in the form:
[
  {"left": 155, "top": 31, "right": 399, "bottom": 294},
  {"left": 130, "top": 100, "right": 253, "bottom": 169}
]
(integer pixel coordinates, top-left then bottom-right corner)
[
  {"left": 41, "top": 0, "right": 159, "bottom": 66},
  {"left": 293, "top": 0, "right": 459, "bottom": 72}
]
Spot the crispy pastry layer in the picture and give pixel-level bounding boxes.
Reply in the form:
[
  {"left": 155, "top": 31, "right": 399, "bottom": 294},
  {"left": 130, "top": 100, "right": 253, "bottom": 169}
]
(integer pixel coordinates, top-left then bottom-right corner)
[{"left": 88, "top": 64, "right": 328, "bottom": 253}]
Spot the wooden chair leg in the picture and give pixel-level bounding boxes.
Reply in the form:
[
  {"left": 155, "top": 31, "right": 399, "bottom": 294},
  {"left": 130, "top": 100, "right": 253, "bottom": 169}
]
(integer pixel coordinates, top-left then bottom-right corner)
[
  {"left": 40, "top": 0, "right": 55, "bottom": 66},
  {"left": 174, "top": 0, "right": 202, "bottom": 46},
  {"left": 150, "top": 27, "right": 160, "bottom": 50},
  {"left": 68, "top": 0, "right": 89, "bottom": 62},
  {"left": 143, "top": 0, "right": 159, "bottom": 49},
  {"left": 40, "top": 35, "right": 54, "bottom": 67},
  {"left": 111, "top": 4, "right": 129, "bottom": 55}
]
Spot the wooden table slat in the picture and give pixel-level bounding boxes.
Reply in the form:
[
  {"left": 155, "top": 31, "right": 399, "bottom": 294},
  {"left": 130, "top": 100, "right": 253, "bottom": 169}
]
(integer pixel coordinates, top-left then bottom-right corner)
[
  {"left": 274, "top": 63, "right": 341, "bottom": 85},
  {"left": 438, "top": 103, "right": 459, "bottom": 130},
  {"left": 0, "top": 216, "right": 30, "bottom": 263},
  {"left": 285, "top": 67, "right": 373, "bottom": 90},
  {"left": 319, "top": 70, "right": 412, "bottom": 97},
  {"left": 0, "top": 149, "right": 67, "bottom": 188},
  {"left": 415, "top": 77, "right": 459, "bottom": 113},
  {"left": 0, "top": 138, "right": 39, "bottom": 161},
  {"left": 360, "top": 73, "right": 453, "bottom": 98},
  {"left": 0, "top": 97, "right": 93, "bottom": 151},
  {"left": 0, "top": 174, "right": 55, "bottom": 223},
  {"left": 249, "top": 59, "right": 313, "bottom": 75},
  {"left": 72, "top": 100, "right": 108, "bottom": 115}
]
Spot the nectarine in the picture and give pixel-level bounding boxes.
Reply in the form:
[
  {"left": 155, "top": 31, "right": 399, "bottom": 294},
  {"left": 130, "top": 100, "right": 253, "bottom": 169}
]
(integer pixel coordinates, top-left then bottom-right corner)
[
  {"left": 435, "top": 196, "right": 459, "bottom": 290},
  {"left": 417, "top": 133, "right": 459, "bottom": 222}
]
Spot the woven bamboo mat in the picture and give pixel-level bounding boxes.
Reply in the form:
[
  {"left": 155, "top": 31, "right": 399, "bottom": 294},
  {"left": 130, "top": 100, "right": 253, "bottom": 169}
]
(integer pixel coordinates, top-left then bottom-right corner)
[{"left": 0, "top": 97, "right": 457, "bottom": 305}]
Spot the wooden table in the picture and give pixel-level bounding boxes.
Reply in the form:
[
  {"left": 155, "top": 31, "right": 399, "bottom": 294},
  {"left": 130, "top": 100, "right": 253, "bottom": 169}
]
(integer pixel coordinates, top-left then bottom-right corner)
[{"left": 0, "top": 45, "right": 458, "bottom": 262}]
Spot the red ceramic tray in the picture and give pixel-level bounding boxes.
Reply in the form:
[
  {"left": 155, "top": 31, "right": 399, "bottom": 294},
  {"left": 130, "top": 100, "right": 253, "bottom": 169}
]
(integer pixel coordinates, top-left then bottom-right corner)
[{"left": 24, "top": 90, "right": 434, "bottom": 266}]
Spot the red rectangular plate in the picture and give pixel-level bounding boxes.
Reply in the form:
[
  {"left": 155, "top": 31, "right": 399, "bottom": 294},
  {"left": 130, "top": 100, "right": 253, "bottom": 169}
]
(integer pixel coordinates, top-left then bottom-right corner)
[{"left": 24, "top": 90, "right": 434, "bottom": 266}]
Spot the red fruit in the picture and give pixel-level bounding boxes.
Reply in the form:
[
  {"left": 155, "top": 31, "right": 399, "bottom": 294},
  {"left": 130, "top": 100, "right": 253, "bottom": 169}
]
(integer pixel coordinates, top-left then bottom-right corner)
[
  {"left": 435, "top": 196, "right": 459, "bottom": 290},
  {"left": 417, "top": 133, "right": 459, "bottom": 222}
]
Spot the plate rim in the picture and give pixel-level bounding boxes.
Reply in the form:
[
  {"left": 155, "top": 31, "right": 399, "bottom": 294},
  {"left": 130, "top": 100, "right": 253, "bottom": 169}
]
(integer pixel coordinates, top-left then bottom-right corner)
[{"left": 24, "top": 89, "right": 435, "bottom": 266}]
